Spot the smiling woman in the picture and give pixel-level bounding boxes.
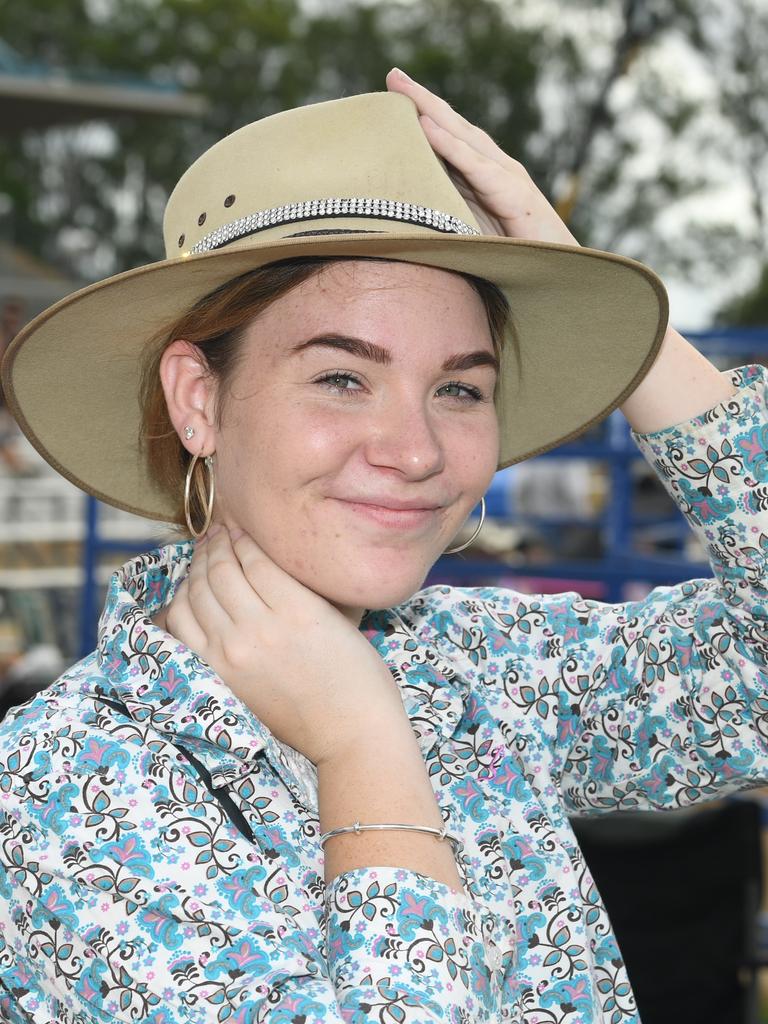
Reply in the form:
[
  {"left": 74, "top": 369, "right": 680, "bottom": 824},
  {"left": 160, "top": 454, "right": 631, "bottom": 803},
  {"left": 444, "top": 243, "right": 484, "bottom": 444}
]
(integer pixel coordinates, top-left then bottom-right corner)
[
  {"left": 0, "top": 79, "right": 765, "bottom": 1024},
  {"left": 157, "top": 261, "right": 501, "bottom": 616},
  {"left": 139, "top": 255, "right": 512, "bottom": 584}
]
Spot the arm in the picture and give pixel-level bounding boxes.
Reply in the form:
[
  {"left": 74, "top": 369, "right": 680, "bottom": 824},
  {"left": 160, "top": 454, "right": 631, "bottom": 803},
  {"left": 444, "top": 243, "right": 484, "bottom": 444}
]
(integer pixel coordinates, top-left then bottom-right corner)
[
  {"left": 153, "top": 530, "right": 504, "bottom": 1021},
  {"left": 385, "top": 70, "right": 738, "bottom": 438},
  {"left": 319, "top": 708, "right": 462, "bottom": 890},
  {"left": 318, "top": 717, "right": 505, "bottom": 1022},
  {"left": 619, "top": 324, "right": 738, "bottom": 433},
  {"left": 461, "top": 363, "right": 768, "bottom": 813},
  {"left": 565, "top": 362, "right": 768, "bottom": 810}
]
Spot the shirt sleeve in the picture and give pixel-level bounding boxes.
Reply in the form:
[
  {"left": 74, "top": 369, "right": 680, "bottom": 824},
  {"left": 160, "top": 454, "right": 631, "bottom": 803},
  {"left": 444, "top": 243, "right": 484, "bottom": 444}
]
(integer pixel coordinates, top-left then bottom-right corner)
[
  {"left": 0, "top": 702, "right": 502, "bottom": 1024},
  {"left": 325, "top": 866, "right": 502, "bottom": 1023},
  {"left": 0, "top": 828, "right": 500, "bottom": 1024},
  {"left": 473, "top": 364, "right": 768, "bottom": 814}
]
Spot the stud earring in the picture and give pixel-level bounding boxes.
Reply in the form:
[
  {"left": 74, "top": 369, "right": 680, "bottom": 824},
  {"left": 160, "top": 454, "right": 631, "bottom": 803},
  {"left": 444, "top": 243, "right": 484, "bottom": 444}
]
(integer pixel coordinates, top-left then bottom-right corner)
[{"left": 184, "top": 426, "right": 195, "bottom": 440}]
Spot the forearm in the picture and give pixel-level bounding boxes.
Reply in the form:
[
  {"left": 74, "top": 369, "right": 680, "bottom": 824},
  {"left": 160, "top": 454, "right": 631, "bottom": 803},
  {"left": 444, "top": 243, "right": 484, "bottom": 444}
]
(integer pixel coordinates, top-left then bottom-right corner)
[
  {"left": 318, "top": 709, "right": 464, "bottom": 894},
  {"left": 619, "top": 324, "right": 738, "bottom": 434}
]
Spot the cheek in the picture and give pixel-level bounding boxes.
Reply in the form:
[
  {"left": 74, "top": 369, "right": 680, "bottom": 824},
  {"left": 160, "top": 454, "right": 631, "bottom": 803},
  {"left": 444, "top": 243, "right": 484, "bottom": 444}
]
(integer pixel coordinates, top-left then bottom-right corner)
[
  {"left": 449, "top": 417, "right": 500, "bottom": 489},
  {"left": 303, "top": 411, "right": 356, "bottom": 462},
  {"left": 222, "top": 405, "right": 354, "bottom": 507}
]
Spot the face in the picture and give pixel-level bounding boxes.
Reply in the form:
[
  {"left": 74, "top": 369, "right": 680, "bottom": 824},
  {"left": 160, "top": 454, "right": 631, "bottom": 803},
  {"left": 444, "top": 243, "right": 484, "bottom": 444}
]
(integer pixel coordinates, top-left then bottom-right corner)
[{"left": 206, "top": 260, "right": 500, "bottom": 618}]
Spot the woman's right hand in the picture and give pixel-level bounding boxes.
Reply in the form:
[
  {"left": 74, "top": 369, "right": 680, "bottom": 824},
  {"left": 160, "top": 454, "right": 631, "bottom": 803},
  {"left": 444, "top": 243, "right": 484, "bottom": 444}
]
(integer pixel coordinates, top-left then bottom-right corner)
[{"left": 161, "top": 526, "right": 407, "bottom": 765}]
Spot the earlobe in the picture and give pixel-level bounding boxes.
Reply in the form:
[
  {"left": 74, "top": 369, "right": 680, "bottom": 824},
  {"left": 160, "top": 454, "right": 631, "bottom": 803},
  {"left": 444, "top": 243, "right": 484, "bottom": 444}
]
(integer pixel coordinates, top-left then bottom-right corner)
[{"left": 159, "top": 339, "right": 217, "bottom": 453}]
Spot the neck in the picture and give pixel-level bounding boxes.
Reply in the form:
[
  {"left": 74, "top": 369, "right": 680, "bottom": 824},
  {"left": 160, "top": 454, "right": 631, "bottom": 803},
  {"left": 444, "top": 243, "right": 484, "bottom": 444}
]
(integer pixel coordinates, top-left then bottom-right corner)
[{"left": 335, "top": 603, "right": 366, "bottom": 627}]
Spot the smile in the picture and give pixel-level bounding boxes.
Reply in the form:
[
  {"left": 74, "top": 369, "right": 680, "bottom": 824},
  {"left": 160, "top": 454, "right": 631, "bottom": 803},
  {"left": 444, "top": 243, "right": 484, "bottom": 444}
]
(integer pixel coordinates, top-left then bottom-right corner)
[{"left": 335, "top": 499, "right": 442, "bottom": 530}]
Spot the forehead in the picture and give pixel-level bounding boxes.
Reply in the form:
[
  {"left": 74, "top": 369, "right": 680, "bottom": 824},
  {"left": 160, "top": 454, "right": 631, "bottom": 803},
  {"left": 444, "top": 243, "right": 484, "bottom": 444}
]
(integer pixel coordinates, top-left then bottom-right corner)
[{"left": 243, "top": 260, "right": 493, "bottom": 361}]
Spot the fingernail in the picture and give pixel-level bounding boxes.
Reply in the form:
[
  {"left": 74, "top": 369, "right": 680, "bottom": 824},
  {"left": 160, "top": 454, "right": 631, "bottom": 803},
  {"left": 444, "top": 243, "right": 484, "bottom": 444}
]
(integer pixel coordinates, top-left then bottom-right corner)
[
  {"left": 229, "top": 527, "right": 244, "bottom": 541},
  {"left": 392, "top": 67, "right": 413, "bottom": 82}
]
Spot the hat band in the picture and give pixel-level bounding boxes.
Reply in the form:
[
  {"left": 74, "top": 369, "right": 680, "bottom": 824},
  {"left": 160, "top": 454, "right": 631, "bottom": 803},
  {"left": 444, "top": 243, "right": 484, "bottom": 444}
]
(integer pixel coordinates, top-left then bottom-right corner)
[{"left": 186, "top": 196, "right": 480, "bottom": 255}]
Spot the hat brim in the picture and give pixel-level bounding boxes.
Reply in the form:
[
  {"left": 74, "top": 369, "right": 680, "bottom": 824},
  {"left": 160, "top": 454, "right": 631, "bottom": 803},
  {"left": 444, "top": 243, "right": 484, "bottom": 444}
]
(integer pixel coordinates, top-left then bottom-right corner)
[{"left": 1, "top": 231, "right": 667, "bottom": 522}]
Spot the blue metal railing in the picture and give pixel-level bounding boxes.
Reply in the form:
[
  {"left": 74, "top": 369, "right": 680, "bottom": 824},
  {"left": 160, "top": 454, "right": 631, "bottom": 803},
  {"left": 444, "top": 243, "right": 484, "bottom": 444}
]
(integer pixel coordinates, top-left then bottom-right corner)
[{"left": 78, "top": 327, "right": 768, "bottom": 656}]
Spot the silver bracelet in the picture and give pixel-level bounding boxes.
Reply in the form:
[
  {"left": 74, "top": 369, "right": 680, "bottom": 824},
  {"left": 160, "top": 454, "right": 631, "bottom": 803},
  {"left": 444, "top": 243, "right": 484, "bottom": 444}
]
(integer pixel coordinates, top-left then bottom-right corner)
[{"left": 319, "top": 820, "right": 463, "bottom": 855}]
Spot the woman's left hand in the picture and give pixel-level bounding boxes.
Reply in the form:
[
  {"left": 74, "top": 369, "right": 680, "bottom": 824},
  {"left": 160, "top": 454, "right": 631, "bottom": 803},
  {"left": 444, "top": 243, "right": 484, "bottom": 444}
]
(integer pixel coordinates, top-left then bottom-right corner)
[
  {"left": 384, "top": 71, "right": 739, "bottom": 433},
  {"left": 386, "top": 67, "right": 579, "bottom": 247}
]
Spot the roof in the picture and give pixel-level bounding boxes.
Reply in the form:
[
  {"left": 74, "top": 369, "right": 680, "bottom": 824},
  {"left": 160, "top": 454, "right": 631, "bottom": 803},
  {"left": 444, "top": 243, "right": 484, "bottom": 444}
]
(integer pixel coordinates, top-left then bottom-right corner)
[
  {"left": 0, "top": 243, "right": 80, "bottom": 312},
  {"left": 0, "top": 39, "right": 207, "bottom": 132}
]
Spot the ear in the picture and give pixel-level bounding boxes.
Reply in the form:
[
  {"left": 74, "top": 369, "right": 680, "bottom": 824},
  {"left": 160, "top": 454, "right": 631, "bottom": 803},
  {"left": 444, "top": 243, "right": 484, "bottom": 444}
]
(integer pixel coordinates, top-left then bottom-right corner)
[{"left": 159, "top": 339, "right": 218, "bottom": 455}]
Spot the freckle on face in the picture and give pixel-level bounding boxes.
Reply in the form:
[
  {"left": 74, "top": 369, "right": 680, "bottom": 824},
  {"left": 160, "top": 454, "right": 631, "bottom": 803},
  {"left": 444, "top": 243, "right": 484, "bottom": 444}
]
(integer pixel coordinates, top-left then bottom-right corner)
[{"left": 211, "top": 260, "right": 500, "bottom": 615}]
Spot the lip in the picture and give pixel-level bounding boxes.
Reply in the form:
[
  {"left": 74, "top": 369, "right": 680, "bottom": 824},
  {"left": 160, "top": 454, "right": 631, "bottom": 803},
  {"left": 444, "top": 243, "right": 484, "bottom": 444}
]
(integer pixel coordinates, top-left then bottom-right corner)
[
  {"left": 334, "top": 497, "right": 443, "bottom": 529},
  {"left": 343, "top": 495, "right": 444, "bottom": 511}
]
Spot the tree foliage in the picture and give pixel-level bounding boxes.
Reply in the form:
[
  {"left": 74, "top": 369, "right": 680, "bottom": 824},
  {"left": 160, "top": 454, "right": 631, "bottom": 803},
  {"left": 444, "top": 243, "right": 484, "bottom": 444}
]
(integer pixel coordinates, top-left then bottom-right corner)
[
  {"left": 0, "top": 0, "right": 541, "bottom": 278},
  {"left": 0, "top": 0, "right": 765, "bottom": 325},
  {"left": 717, "top": 265, "right": 768, "bottom": 326}
]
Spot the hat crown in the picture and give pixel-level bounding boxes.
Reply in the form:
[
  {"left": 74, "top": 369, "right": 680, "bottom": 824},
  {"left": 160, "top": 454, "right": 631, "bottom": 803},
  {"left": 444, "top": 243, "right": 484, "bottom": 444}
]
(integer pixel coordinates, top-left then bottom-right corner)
[{"left": 163, "top": 92, "right": 481, "bottom": 257}]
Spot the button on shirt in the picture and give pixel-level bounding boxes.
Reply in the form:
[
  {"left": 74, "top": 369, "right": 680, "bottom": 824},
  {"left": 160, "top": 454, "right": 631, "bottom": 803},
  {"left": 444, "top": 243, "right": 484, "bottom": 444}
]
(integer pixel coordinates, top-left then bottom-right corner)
[{"left": 1, "top": 364, "right": 768, "bottom": 1023}]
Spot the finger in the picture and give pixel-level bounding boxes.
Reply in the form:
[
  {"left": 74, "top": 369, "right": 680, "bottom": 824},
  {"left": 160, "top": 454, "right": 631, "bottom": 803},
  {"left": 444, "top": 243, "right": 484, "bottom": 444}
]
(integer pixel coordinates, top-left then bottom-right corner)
[
  {"left": 386, "top": 69, "right": 505, "bottom": 164},
  {"left": 164, "top": 576, "right": 209, "bottom": 654},
  {"left": 231, "top": 530, "right": 316, "bottom": 614},
  {"left": 184, "top": 535, "right": 237, "bottom": 637},
  {"left": 204, "top": 528, "right": 271, "bottom": 621},
  {"left": 417, "top": 118, "right": 517, "bottom": 207}
]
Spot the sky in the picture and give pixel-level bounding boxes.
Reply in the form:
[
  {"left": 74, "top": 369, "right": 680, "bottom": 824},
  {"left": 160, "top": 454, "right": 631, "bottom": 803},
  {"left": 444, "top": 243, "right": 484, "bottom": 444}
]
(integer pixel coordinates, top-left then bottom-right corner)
[
  {"left": 14, "top": 0, "right": 763, "bottom": 334},
  {"left": 509, "top": 0, "right": 763, "bottom": 331}
]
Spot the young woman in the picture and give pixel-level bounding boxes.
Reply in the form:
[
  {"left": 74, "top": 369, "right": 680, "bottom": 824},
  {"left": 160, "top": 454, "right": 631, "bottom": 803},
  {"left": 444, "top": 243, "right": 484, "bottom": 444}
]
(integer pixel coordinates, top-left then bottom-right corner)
[{"left": 0, "top": 70, "right": 763, "bottom": 1024}]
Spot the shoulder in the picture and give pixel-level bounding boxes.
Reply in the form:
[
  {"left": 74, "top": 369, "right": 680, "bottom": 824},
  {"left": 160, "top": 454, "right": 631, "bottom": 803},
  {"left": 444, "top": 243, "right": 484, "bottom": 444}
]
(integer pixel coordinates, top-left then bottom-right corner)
[
  {"left": 391, "top": 583, "right": 634, "bottom": 683},
  {"left": 0, "top": 654, "right": 167, "bottom": 838},
  {"left": 391, "top": 583, "right": 571, "bottom": 678},
  {"left": 394, "top": 582, "right": 573, "bottom": 641},
  {"left": 0, "top": 650, "right": 105, "bottom": 747}
]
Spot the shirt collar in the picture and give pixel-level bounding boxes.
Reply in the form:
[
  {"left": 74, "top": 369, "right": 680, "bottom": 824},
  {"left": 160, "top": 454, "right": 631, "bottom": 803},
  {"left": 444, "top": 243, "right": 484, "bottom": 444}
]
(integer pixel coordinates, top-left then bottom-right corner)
[
  {"left": 94, "top": 543, "right": 467, "bottom": 807},
  {"left": 95, "top": 542, "right": 271, "bottom": 785}
]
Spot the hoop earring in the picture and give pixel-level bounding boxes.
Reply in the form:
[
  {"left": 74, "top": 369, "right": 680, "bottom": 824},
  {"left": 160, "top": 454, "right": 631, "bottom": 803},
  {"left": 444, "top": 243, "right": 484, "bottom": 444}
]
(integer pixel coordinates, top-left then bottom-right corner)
[
  {"left": 184, "top": 453, "right": 215, "bottom": 539},
  {"left": 445, "top": 496, "right": 486, "bottom": 555}
]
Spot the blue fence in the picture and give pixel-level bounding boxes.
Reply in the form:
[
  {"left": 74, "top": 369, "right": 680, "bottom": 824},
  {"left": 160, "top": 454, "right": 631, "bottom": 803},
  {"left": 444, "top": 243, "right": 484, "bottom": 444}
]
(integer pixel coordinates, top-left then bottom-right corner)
[{"left": 78, "top": 326, "right": 768, "bottom": 656}]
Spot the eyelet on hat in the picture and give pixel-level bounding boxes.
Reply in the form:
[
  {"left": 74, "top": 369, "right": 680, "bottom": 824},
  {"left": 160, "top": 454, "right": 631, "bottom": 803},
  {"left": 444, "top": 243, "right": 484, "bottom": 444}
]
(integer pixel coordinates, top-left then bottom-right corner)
[
  {"left": 224, "top": 194, "right": 236, "bottom": 208},
  {"left": 198, "top": 212, "right": 207, "bottom": 226}
]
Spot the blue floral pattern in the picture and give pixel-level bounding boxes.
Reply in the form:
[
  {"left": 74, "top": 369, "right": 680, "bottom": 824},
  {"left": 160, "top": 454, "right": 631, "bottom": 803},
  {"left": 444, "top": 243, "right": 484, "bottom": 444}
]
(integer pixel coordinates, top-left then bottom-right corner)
[{"left": 0, "top": 363, "right": 766, "bottom": 1022}]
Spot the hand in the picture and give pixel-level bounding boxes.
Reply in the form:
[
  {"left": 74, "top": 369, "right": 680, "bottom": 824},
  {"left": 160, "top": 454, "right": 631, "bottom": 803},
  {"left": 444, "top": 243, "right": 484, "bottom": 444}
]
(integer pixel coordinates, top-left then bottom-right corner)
[
  {"left": 385, "top": 67, "right": 579, "bottom": 246},
  {"left": 161, "top": 526, "right": 406, "bottom": 766}
]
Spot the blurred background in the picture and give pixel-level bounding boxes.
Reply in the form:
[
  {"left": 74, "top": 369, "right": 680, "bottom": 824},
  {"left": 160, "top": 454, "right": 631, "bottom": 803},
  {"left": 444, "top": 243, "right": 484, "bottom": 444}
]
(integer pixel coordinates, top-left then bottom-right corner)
[{"left": 0, "top": 0, "right": 767, "bottom": 1020}]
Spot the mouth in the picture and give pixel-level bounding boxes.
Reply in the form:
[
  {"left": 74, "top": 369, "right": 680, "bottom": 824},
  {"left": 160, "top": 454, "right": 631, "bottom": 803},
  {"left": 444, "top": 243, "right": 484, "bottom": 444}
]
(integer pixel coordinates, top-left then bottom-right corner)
[{"left": 334, "top": 498, "right": 443, "bottom": 530}]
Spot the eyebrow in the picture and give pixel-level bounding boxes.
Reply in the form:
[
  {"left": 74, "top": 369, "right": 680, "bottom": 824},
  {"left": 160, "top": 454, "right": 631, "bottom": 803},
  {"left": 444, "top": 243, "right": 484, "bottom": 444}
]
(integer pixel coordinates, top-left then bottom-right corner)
[{"left": 290, "top": 333, "right": 500, "bottom": 374}]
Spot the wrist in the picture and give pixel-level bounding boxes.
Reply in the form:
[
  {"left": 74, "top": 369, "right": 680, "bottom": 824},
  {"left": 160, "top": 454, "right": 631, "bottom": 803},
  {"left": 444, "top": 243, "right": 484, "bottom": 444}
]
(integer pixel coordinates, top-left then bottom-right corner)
[{"left": 315, "top": 701, "right": 414, "bottom": 770}]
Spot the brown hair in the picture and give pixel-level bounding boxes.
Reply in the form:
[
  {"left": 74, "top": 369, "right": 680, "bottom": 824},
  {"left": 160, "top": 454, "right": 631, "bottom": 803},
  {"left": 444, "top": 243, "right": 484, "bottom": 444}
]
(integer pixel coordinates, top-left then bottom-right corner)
[{"left": 139, "top": 255, "right": 513, "bottom": 533}]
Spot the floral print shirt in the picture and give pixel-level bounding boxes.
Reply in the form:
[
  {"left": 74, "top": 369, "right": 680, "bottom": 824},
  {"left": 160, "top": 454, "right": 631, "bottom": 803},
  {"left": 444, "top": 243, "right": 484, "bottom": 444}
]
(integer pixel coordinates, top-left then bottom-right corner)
[{"left": 1, "top": 364, "right": 768, "bottom": 1024}]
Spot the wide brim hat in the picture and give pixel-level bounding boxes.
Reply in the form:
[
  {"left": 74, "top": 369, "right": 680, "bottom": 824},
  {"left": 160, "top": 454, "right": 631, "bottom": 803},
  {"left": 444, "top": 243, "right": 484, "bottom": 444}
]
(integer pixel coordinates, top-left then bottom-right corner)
[{"left": 1, "top": 91, "right": 667, "bottom": 523}]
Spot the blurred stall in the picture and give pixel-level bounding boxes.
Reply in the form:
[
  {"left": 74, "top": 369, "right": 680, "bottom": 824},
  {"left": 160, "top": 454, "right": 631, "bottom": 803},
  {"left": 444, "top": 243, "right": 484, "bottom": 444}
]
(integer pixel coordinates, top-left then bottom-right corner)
[{"left": 0, "top": 32, "right": 204, "bottom": 708}]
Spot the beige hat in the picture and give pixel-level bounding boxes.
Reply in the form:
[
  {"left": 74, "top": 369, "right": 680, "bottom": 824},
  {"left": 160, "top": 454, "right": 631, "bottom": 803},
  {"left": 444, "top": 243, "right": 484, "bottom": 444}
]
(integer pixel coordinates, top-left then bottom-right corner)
[{"left": 1, "top": 91, "right": 667, "bottom": 523}]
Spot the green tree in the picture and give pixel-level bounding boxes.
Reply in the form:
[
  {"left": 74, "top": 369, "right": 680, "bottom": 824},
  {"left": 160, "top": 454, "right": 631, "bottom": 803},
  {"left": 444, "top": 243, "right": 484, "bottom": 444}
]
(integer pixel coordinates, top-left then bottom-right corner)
[
  {"left": 519, "top": 0, "right": 766, "bottom": 293},
  {"left": 717, "top": 266, "right": 768, "bottom": 326},
  {"left": 0, "top": 0, "right": 541, "bottom": 279},
  {"left": 2, "top": 0, "right": 766, "bottom": 321}
]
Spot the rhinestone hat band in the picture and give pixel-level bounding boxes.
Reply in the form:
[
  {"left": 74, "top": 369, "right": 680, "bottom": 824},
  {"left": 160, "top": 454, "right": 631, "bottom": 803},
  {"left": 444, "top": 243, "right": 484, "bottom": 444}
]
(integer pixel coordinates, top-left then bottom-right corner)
[{"left": 186, "top": 196, "right": 480, "bottom": 255}]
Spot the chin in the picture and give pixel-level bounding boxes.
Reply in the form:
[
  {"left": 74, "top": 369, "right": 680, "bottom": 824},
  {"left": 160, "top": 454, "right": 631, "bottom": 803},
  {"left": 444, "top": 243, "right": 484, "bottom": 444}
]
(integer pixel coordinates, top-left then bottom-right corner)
[{"left": 312, "top": 562, "right": 433, "bottom": 615}]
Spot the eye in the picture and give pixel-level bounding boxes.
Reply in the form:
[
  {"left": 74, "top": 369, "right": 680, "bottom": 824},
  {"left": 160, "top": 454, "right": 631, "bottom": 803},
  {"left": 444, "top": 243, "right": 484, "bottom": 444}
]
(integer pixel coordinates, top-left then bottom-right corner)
[
  {"left": 314, "top": 370, "right": 364, "bottom": 394},
  {"left": 436, "top": 380, "right": 485, "bottom": 402}
]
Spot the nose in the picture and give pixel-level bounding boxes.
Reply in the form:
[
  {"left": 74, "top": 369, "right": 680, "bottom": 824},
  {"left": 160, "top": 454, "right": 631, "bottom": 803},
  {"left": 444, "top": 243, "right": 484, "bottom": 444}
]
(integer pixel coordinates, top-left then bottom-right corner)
[{"left": 363, "top": 397, "right": 445, "bottom": 479}]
